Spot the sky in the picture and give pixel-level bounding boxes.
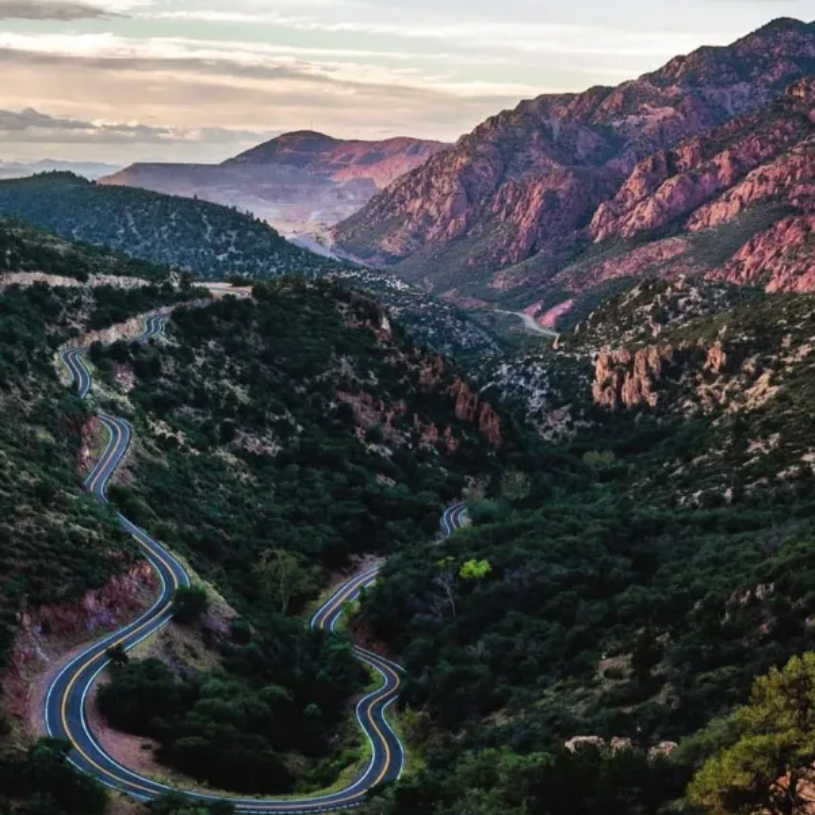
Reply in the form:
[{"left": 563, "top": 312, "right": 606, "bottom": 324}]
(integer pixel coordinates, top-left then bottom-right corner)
[{"left": 0, "top": 0, "right": 813, "bottom": 164}]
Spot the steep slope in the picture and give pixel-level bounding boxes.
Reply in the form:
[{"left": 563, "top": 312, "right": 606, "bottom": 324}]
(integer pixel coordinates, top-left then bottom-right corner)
[
  {"left": 65, "top": 279, "right": 510, "bottom": 796},
  {"left": 11, "top": 196, "right": 815, "bottom": 815},
  {"left": 0, "top": 227, "right": 508, "bottom": 810},
  {"left": 522, "top": 77, "right": 815, "bottom": 324},
  {"left": 334, "top": 19, "right": 815, "bottom": 309},
  {"left": 350, "top": 280, "right": 815, "bottom": 815},
  {"left": 486, "top": 276, "right": 815, "bottom": 502},
  {"left": 101, "top": 131, "right": 448, "bottom": 234},
  {"left": 0, "top": 216, "right": 171, "bottom": 283},
  {"left": 0, "top": 234, "right": 214, "bottom": 815}
]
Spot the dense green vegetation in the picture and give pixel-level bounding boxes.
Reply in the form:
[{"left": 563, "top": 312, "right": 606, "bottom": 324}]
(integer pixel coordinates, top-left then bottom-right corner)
[
  {"left": 84, "top": 279, "right": 524, "bottom": 791},
  {"left": 323, "top": 267, "right": 501, "bottom": 362},
  {"left": 0, "top": 173, "right": 341, "bottom": 280},
  {"left": 358, "top": 471, "right": 815, "bottom": 813},
  {"left": 0, "top": 176, "right": 502, "bottom": 363},
  {"left": 98, "top": 613, "right": 365, "bottom": 793},
  {"left": 95, "top": 281, "right": 509, "bottom": 595},
  {"left": 0, "top": 216, "right": 172, "bottom": 282},
  {"left": 0, "top": 280, "right": 192, "bottom": 675},
  {"left": 149, "top": 793, "right": 234, "bottom": 815},
  {"left": 355, "top": 279, "right": 815, "bottom": 815},
  {"left": 9, "top": 219, "right": 815, "bottom": 815},
  {"left": 688, "top": 652, "right": 815, "bottom": 815},
  {"left": 0, "top": 739, "right": 107, "bottom": 815}
]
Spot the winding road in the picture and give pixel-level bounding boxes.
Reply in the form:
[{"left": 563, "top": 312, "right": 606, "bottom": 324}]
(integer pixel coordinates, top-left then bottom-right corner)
[
  {"left": 494, "top": 310, "right": 559, "bottom": 339},
  {"left": 48, "top": 314, "right": 467, "bottom": 812},
  {"left": 441, "top": 503, "right": 468, "bottom": 537}
]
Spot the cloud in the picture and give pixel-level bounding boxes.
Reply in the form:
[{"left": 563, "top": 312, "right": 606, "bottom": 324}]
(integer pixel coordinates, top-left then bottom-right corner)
[
  {"left": 0, "top": 104, "right": 279, "bottom": 150},
  {"left": 0, "top": 26, "right": 556, "bottom": 162},
  {"left": 145, "top": 9, "right": 712, "bottom": 58},
  {"left": 0, "top": 32, "right": 542, "bottom": 100},
  {"left": 0, "top": 0, "right": 117, "bottom": 20}
]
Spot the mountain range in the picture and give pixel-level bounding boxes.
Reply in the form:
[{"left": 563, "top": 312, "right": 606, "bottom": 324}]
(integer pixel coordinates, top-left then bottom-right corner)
[
  {"left": 100, "top": 132, "right": 448, "bottom": 236},
  {"left": 333, "top": 18, "right": 815, "bottom": 328}
]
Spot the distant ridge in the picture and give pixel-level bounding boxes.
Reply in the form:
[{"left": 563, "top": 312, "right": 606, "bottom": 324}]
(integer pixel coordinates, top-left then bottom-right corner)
[{"left": 99, "top": 131, "right": 449, "bottom": 233}]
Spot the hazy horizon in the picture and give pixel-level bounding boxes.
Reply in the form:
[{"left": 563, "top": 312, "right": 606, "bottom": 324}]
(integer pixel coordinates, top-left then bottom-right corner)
[{"left": 1, "top": 0, "right": 813, "bottom": 164}]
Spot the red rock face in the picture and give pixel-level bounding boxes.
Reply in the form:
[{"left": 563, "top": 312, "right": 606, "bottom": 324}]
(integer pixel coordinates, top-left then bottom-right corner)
[
  {"left": 709, "top": 214, "right": 815, "bottom": 291},
  {"left": 689, "top": 134, "right": 815, "bottom": 232},
  {"left": 3, "top": 563, "right": 157, "bottom": 722},
  {"left": 589, "top": 85, "right": 815, "bottom": 243},
  {"left": 334, "top": 20, "right": 815, "bottom": 302},
  {"left": 592, "top": 345, "right": 675, "bottom": 409},
  {"left": 448, "top": 376, "right": 503, "bottom": 448}
]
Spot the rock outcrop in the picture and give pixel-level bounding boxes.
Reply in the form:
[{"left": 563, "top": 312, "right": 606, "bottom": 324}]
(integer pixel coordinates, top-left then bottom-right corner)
[
  {"left": 449, "top": 377, "right": 503, "bottom": 448},
  {"left": 2, "top": 563, "right": 157, "bottom": 725},
  {"left": 588, "top": 90, "right": 813, "bottom": 243},
  {"left": 709, "top": 214, "right": 815, "bottom": 291},
  {"left": 592, "top": 345, "right": 675, "bottom": 409}
]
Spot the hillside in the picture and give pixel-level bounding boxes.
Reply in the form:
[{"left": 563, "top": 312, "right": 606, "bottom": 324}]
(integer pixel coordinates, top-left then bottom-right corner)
[
  {"left": 8, "top": 201, "right": 815, "bottom": 815},
  {"left": 0, "top": 175, "right": 500, "bottom": 362},
  {"left": 334, "top": 19, "right": 815, "bottom": 324},
  {"left": 0, "top": 172, "right": 340, "bottom": 280},
  {"left": 226, "top": 131, "right": 449, "bottom": 188},
  {"left": 325, "top": 267, "right": 501, "bottom": 360},
  {"left": 0, "top": 232, "right": 218, "bottom": 814},
  {"left": 78, "top": 279, "right": 518, "bottom": 797},
  {"left": 0, "top": 216, "right": 172, "bottom": 284},
  {"left": 100, "top": 131, "right": 447, "bottom": 235},
  {"left": 0, "top": 225, "right": 514, "bottom": 812},
  {"left": 485, "top": 276, "right": 815, "bottom": 504},
  {"left": 358, "top": 279, "right": 815, "bottom": 815}
]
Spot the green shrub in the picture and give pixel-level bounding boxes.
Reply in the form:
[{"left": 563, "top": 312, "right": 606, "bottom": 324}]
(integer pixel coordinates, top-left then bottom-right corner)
[{"left": 172, "top": 585, "right": 209, "bottom": 625}]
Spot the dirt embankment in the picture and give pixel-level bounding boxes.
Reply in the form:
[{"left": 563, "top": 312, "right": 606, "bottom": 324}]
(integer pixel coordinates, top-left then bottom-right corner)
[{"left": 3, "top": 563, "right": 159, "bottom": 741}]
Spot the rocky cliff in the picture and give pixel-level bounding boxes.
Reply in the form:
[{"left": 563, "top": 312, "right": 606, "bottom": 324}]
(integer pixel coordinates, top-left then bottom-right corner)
[
  {"left": 592, "top": 345, "right": 675, "bottom": 409},
  {"left": 333, "top": 19, "right": 815, "bottom": 322}
]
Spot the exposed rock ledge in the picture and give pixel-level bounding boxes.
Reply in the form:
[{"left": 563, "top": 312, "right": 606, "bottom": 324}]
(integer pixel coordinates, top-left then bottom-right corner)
[
  {"left": 592, "top": 345, "right": 674, "bottom": 409},
  {"left": 2, "top": 563, "right": 158, "bottom": 733}
]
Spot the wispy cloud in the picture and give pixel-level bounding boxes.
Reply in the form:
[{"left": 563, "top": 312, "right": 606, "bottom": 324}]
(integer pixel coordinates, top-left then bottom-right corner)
[
  {"left": 0, "top": 0, "right": 118, "bottom": 20},
  {"left": 0, "top": 32, "right": 542, "bottom": 98},
  {"left": 144, "top": 10, "right": 712, "bottom": 58},
  {"left": 0, "top": 104, "right": 274, "bottom": 147}
]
